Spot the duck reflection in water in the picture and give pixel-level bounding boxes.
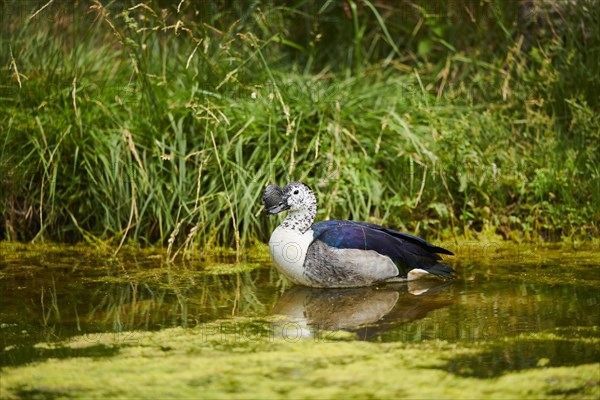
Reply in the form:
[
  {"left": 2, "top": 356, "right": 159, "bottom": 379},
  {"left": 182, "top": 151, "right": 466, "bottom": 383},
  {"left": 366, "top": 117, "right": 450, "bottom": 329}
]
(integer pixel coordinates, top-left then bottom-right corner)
[{"left": 271, "top": 279, "right": 454, "bottom": 340}]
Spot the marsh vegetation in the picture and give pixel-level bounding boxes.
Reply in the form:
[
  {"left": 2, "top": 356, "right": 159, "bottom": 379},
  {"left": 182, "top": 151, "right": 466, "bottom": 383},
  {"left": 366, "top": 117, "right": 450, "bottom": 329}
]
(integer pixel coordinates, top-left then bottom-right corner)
[{"left": 1, "top": 1, "right": 598, "bottom": 252}]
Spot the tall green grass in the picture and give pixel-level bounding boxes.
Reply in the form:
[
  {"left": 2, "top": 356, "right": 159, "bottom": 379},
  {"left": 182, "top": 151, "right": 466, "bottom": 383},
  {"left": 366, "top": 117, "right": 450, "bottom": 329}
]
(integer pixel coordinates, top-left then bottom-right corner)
[{"left": 1, "top": 1, "right": 598, "bottom": 252}]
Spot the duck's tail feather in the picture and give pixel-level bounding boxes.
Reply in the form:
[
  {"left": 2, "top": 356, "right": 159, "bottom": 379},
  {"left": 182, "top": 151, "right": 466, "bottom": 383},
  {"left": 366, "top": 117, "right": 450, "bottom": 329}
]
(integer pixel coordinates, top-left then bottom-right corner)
[{"left": 427, "top": 263, "right": 456, "bottom": 279}]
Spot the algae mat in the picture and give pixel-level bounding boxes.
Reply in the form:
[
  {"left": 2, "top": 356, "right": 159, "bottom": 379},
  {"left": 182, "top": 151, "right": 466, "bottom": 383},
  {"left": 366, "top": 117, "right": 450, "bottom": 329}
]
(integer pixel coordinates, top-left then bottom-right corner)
[
  {"left": 1, "top": 323, "right": 598, "bottom": 399},
  {"left": 0, "top": 242, "right": 599, "bottom": 399}
]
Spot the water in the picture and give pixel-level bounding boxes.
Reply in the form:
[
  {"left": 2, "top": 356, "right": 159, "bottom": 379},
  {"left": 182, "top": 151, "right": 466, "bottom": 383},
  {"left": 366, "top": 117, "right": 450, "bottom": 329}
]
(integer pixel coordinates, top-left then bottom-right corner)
[{"left": 1, "top": 242, "right": 599, "bottom": 379}]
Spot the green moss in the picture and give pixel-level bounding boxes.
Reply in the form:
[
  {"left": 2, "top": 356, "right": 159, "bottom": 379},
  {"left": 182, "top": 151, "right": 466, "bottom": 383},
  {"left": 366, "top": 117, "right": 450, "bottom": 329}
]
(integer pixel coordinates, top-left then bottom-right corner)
[
  {"left": 1, "top": 320, "right": 598, "bottom": 399},
  {"left": 204, "top": 263, "right": 264, "bottom": 275},
  {"left": 447, "top": 241, "right": 600, "bottom": 287}
]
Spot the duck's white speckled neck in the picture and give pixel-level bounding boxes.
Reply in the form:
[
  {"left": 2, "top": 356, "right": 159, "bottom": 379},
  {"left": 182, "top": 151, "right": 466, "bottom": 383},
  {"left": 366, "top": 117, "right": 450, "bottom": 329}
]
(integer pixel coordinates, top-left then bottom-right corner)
[{"left": 281, "top": 207, "right": 316, "bottom": 233}]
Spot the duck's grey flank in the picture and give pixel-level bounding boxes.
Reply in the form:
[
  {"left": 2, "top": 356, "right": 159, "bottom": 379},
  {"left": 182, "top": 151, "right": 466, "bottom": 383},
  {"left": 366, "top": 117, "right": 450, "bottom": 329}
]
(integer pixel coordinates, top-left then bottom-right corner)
[{"left": 303, "top": 241, "right": 399, "bottom": 288}]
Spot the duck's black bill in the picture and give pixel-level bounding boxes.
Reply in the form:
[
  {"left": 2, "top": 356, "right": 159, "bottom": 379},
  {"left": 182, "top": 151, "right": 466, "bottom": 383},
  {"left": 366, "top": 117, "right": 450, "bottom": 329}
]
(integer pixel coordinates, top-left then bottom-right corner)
[
  {"left": 265, "top": 203, "right": 290, "bottom": 215},
  {"left": 263, "top": 184, "right": 288, "bottom": 215}
]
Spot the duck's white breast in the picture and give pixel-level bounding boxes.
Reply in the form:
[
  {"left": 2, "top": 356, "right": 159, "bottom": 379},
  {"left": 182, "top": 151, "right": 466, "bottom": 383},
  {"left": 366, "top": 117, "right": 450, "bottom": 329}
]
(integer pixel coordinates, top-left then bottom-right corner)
[{"left": 269, "top": 226, "right": 314, "bottom": 286}]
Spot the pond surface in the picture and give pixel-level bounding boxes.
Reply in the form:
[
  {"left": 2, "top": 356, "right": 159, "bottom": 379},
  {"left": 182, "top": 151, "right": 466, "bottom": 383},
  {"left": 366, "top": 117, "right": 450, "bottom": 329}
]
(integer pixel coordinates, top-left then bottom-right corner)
[{"left": 1, "top": 241, "right": 599, "bottom": 398}]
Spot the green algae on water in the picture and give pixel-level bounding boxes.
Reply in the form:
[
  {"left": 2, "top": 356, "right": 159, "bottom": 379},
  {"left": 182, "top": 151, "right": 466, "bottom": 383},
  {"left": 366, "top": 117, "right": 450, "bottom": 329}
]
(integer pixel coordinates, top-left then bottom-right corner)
[
  {"left": 1, "top": 320, "right": 598, "bottom": 400},
  {"left": 1, "top": 241, "right": 599, "bottom": 399}
]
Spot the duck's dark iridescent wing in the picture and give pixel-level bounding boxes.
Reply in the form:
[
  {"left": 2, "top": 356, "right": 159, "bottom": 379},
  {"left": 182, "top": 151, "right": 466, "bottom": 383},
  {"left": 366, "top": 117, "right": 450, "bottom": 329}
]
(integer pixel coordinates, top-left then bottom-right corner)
[
  {"left": 311, "top": 220, "right": 454, "bottom": 279},
  {"left": 349, "top": 221, "right": 454, "bottom": 255}
]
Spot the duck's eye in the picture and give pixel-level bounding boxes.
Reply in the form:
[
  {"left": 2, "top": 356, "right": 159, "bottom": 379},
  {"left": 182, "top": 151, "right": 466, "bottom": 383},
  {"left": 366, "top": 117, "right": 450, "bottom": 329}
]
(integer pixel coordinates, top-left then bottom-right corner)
[{"left": 293, "top": 190, "right": 299, "bottom": 195}]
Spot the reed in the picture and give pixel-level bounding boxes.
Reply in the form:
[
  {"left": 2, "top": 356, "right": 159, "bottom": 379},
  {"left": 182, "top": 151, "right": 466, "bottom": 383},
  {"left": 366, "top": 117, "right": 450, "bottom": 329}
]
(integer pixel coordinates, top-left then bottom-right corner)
[{"left": 1, "top": 1, "right": 598, "bottom": 251}]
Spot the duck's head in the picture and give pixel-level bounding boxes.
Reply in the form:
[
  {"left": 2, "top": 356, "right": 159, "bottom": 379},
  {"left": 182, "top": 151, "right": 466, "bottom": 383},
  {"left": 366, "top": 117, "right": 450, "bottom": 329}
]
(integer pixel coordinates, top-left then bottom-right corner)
[{"left": 263, "top": 182, "right": 316, "bottom": 215}]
